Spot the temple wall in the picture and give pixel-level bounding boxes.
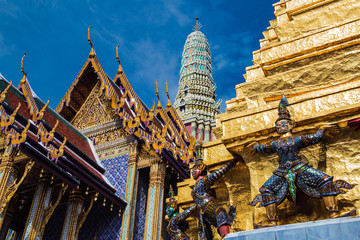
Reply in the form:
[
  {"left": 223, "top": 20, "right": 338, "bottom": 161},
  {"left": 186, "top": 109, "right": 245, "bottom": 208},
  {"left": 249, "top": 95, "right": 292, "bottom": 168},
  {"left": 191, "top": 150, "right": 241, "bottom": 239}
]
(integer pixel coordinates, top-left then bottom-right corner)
[
  {"left": 79, "top": 196, "right": 122, "bottom": 240},
  {"left": 101, "top": 154, "right": 129, "bottom": 199},
  {"left": 176, "top": 0, "right": 360, "bottom": 238}
]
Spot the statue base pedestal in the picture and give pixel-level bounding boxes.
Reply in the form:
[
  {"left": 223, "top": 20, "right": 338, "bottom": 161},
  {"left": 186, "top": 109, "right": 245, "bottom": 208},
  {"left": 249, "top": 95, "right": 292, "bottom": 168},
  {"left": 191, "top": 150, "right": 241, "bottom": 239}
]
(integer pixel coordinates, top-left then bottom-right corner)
[{"left": 225, "top": 216, "right": 360, "bottom": 240}]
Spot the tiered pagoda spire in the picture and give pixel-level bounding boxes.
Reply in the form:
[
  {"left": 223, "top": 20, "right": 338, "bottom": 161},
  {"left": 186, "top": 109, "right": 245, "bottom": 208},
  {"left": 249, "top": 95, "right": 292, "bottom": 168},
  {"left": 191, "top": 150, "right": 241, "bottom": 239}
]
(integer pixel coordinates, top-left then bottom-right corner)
[{"left": 174, "top": 17, "right": 221, "bottom": 142}]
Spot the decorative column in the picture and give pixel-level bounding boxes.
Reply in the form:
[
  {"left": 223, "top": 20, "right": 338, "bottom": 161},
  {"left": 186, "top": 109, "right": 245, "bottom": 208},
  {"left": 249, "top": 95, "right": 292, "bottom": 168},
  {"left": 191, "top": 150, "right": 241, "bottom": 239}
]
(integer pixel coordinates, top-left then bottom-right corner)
[
  {"left": 191, "top": 122, "right": 197, "bottom": 138},
  {"left": 60, "top": 188, "right": 85, "bottom": 240},
  {"left": 205, "top": 124, "right": 210, "bottom": 142},
  {"left": 143, "top": 157, "right": 166, "bottom": 240},
  {"left": 198, "top": 123, "right": 204, "bottom": 141},
  {"left": 120, "top": 141, "right": 139, "bottom": 240},
  {"left": 22, "top": 171, "right": 53, "bottom": 240},
  {"left": 0, "top": 144, "right": 19, "bottom": 229}
]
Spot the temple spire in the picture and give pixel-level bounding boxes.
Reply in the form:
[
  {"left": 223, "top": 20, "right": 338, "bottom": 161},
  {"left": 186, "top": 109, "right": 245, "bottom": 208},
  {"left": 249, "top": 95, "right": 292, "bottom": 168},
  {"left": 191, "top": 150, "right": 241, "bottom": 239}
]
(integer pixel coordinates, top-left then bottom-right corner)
[
  {"left": 174, "top": 18, "right": 220, "bottom": 143},
  {"left": 166, "top": 80, "right": 172, "bottom": 108},
  {"left": 155, "top": 80, "right": 162, "bottom": 109},
  {"left": 193, "top": 16, "right": 202, "bottom": 31},
  {"left": 88, "top": 25, "right": 95, "bottom": 58},
  {"left": 20, "top": 53, "right": 27, "bottom": 83},
  {"left": 116, "top": 44, "right": 124, "bottom": 74}
]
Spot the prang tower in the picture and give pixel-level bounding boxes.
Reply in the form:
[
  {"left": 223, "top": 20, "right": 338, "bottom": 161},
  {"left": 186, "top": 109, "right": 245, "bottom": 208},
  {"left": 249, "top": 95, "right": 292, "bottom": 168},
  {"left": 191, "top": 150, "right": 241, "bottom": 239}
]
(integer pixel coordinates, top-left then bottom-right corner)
[{"left": 174, "top": 17, "right": 221, "bottom": 142}]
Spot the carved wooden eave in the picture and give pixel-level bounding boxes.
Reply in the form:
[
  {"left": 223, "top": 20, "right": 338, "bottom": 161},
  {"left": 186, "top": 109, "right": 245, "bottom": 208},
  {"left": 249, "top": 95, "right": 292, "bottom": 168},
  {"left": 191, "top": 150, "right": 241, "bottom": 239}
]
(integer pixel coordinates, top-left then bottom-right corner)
[
  {"left": 0, "top": 74, "right": 127, "bottom": 209},
  {"left": 55, "top": 41, "right": 197, "bottom": 179}
]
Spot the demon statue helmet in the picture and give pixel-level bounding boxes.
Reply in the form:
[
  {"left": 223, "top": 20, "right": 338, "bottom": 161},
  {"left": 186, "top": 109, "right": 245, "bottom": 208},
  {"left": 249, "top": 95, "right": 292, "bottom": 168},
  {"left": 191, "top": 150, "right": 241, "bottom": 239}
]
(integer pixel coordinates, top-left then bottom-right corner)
[
  {"left": 166, "top": 185, "right": 178, "bottom": 218},
  {"left": 275, "top": 95, "right": 295, "bottom": 134},
  {"left": 192, "top": 133, "right": 207, "bottom": 180}
]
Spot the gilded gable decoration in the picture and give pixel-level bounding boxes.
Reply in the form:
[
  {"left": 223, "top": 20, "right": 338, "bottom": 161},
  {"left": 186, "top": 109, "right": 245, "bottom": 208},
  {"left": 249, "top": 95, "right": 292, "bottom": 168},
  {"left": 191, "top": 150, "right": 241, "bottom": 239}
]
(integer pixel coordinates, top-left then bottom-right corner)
[
  {"left": 0, "top": 69, "right": 127, "bottom": 210},
  {"left": 56, "top": 32, "right": 197, "bottom": 171}
]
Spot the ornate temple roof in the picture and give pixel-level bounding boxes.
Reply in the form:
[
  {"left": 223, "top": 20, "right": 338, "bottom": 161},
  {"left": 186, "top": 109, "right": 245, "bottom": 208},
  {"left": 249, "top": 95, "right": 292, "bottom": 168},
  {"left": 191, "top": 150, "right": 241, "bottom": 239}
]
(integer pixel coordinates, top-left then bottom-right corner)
[
  {"left": 0, "top": 62, "right": 126, "bottom": 209},
  {"left": 56, "top": 27, "right": 197, "bottom": 178},
  {"left": 174, "top": 17, "right": 221, "bottom": 123}
]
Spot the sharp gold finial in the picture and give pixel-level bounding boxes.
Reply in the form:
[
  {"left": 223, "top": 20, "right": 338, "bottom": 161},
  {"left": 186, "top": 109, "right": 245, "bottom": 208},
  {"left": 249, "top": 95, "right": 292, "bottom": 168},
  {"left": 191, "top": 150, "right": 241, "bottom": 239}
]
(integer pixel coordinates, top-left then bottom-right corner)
[
  {"left": 166, "top": 80, "right": 171, "bottom": 108},
  {"left": 193, "top": 16, "right": 202, "bottom": 31},
  {"left": 33, "top": 100, "right": 49, "bottom": 123},
  {"left": 21, "top": 53, "right": 27, "bottom": 83},
  {"left": 88, "top": 25, "right": 95, "bottom": 58},
  {"left": 156, "top": 80, "right": 162, "bottom": 109},
  {"left": 116, "top": 44, "right": 123, "bottom": 74},
  {"left": 150, "top": 101, "right": 155, "bottom": 113},
  {"left": 0, "top": 82, "right": 12, "bottom": 104}
]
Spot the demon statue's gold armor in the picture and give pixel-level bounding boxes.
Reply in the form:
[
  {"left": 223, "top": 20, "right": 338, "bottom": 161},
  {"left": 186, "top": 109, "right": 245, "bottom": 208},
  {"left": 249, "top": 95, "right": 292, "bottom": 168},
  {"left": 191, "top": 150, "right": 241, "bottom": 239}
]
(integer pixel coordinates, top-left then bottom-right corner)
[
  {"left": 166, "top": 186, "right": 197, "bottom": 240},
  {"left": 249, "top": 95, "right": 356, "bottom": 228},
  {"left": 191, "top": 154, "right": 240, "bottom": 239}
]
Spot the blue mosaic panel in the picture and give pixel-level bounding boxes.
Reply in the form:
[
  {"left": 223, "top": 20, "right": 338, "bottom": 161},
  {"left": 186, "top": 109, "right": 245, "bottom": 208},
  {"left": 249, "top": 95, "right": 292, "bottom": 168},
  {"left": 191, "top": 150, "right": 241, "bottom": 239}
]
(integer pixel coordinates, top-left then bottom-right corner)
[
  {"left": 42, "top": 202, "right": 67, "bottom": 240},
  {"left": 101, "top": 154, "right": 129, "bottom": 199},
  {"left": 61, "top": 203, "right": 75, "bottom": 239},
  {"left": 157, "top": 187, "right": 164, "bottom": 239},
  {"left": 133, "top": 168, "right": 149, "bottom": 240},
  {"left": 79, "top": 196, "right": 122, "bottom": 240},
  {"left": 79, "top": 154, "right": 129, "bottom": 240},
  {"left": 145, "top": 186, "right": 156, "bottom": 239},
  {"left": 23, "top": 183, "right": 44, "bottom": 239}
]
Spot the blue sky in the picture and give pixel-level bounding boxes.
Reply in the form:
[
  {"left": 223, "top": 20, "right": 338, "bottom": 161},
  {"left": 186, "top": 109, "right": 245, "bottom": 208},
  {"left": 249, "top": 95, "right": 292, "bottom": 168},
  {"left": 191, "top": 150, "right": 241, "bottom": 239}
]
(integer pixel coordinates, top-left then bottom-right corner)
[{"left": 0, "top": 0, "right": 276, "bottom": 112}]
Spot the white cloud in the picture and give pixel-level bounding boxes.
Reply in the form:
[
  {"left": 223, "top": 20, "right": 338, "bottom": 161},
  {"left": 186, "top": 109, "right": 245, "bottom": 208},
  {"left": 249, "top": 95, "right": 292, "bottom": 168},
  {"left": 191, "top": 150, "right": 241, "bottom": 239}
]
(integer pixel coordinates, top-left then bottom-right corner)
[
  {"left": 0, "top": 0, "right": 20, "bottom": 19},
  {"left": 0, "top": 33, "right": 15, "bottom": 58},
  {"left": 162, "top": 0, "right": 191, "bottom": 27},
  {"left": 127, "top": 37, "right": 180, "bottom": 105}
]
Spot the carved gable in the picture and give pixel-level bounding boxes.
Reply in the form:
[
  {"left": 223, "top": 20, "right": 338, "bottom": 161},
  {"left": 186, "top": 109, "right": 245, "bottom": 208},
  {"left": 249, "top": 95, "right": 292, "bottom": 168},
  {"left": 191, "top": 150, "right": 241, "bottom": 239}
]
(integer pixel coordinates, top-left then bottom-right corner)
[{"left": 72, "top": 82, "right": 113, "bottom": 129}]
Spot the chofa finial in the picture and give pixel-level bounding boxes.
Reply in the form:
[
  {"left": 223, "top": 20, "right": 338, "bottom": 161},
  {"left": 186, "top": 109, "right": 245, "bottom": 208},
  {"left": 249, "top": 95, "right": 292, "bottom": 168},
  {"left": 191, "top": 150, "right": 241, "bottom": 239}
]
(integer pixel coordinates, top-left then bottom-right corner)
[
  {"left": 88, "top": 25, "right": 95, "bottom": 58},
  {"left": 166, "top": 80, "right": 172, "bottom": 108},
  {"left": 21, "top": 53, "right": 27, "bottom": 83},
  {"left": 155, "top": 80, "right": 162, "bottom": 109},
  {"left": 116, "top": 44, "right": 123, "bottom": 74}
]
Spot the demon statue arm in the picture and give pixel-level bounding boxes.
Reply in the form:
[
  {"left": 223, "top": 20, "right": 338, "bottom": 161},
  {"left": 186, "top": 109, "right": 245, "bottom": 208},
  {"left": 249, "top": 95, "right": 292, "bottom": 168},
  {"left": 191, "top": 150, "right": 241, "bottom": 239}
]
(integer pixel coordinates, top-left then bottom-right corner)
[
  {"left": 175, "top": 204, "right": 198, "bottom": 223},
  {"left": 191, "top": 153, "right": 241, "bottom": 239},
  {"left": 253, "top": 142, "right": 275, "bottom": 154},
  {"left": 167, "top": 204, "right": 198, "bottom": 240},
  {"left": 298, "top": 128, "right": 324, "bottom": 147},
  {"left": 253, "top": 129, "right": 325, "bottom": 155},
  {"left": 206, "top": 154, "right": 242, "bottom": 186}
]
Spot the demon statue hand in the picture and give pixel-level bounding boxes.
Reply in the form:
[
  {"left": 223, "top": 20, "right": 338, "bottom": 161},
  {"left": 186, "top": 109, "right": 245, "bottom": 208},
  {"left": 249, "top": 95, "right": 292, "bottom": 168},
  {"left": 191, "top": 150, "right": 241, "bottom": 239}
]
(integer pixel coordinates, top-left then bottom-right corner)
[
  {"left": 191, "top": 154, "right": 241, "bottom": 239},
  {"left": 249, "top": 95, "right": 356, "bottom": 228},
  {"left": 166, "top": 186, "right": 198, "bottom": 240}
]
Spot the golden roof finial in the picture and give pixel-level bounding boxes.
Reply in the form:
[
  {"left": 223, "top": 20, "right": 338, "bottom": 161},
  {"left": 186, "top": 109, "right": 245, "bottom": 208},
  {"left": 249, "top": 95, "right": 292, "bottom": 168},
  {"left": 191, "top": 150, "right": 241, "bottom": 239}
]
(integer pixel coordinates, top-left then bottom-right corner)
[
  {"left": 166, "top": 80, "right": 172, "bottom": 108},
  {"left": 116, "top": 44, "right": 124, "bottom": 74},
  {"left": 0, "top": 82, "right": 12, "bottom": 104},
  {"left": 155, "top": 80, "right": 162, "bottom": 109},
  {"left": 88, "top": 25, "right": 95, "bottom": 58},
  {"left": 21, "top": 53, "right": 27, "bottom": 83},
  {"left": 193, "top": 16, "right": 202, "bottom": 31}
]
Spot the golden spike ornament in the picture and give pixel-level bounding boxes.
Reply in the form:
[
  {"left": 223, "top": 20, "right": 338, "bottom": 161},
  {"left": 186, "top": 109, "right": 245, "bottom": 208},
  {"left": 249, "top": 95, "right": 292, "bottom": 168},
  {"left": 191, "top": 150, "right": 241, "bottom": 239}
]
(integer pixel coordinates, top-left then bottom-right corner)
[
  {"left": 166, "top": 80, "right": 172, "bottom": 108},
  {"left": 88, "top": 25, "right": 95, "bottom": 58},
  {"left": 10, "top": 120, "right": 31, "bottom": 146},
  {"left": 1, "top": 103, "right": 21, "bottom": 131},
  {"left": 141, "top": 101, "right": 155, "bottom": 122},
  {"left": 20, "top": 53, "right": 27, "bottom": 83},
  {"left": 156, "top": 80, "right": 162, "bottom": 109},
  {"left": 116, "top": 44, "right": 124, "bottom": 74},
  {"left": 0, "top": 82, "right": 12, "bottom": 104},
  {"left": 33, "top": 100, "right": 49, "bottom": 123},
  {"left": 38, "top": 120, "right": 59, "bottom": 146},
  {"left": 49, "top": 137, "right": 67, "bottom": 160}
]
